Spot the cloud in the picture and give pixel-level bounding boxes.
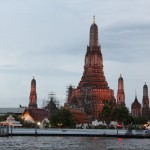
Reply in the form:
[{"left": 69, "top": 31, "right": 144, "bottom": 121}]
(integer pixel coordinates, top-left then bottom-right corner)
[{"left": 0, "top": 0, "right": 150, "bottom": 109}]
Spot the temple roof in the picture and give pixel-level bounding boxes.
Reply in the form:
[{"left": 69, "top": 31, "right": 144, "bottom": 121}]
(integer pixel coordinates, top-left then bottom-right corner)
[
  {"left": 23, "top": 108, "right": 48, "bottom": 122},
  {"left": 69, "top": 108, "right": 92, "bottom": 124},
  {"left": 131, "top": 97, "right": 141, "bottom": 109}
]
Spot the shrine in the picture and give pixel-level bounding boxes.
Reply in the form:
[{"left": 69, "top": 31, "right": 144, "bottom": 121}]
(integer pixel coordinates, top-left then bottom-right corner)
[{"left": 65, "top": 17, "right": 116, "bottom": 119}]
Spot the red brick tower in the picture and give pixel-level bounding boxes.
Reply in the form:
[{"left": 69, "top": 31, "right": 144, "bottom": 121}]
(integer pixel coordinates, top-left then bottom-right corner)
[
  {"left": 117, "top": 74, "right": 125, "bottom": 105},
  {"left": 29, "top": 76, "right": 37, "bottom": 108},
  {"left": 66, "top": 17, "right": 116, "bottom": 119},
  {"left": 142, "top": 82, "right": 150, "bottom": 120}
]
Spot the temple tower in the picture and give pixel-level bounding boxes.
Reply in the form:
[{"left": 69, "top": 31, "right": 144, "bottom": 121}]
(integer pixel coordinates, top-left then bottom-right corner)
[
  {"left": 142, "top": 82, "right": 150, "bottom": 120},
  {"left": 78, "top": 16, "right": 109, "bottom": 89},
  {"left": 65, "top": 17, "right": 116, "bottom": 119},
  {"left": 131, "top": 94, "right": 142, "bottom": 117},
  {"left": 117, "top": 74, "right": 125, "bottom": 105},
  {"left": 29, "top": 76, "right": 37, "bottom": 108}
]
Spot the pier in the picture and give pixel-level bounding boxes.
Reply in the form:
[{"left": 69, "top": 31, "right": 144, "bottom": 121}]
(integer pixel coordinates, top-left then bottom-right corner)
[{"left": 0, "top": 125, "right": 9, "bottom": 137}]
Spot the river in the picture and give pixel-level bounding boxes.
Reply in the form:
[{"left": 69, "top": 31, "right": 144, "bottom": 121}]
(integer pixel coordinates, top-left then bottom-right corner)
[{"left": 0, "top": 136, "right": 150, "bottom": 150}]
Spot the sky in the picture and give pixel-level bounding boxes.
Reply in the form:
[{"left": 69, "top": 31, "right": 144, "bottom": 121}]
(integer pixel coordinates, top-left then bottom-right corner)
[{"left": 0, "top": 0, "right": 150, "bottom": 109}]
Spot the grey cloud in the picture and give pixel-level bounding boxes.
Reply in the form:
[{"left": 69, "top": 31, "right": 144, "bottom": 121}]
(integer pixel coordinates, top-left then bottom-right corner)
[{"left": 1, "top": 0, "right": 150, "bottom": 108}]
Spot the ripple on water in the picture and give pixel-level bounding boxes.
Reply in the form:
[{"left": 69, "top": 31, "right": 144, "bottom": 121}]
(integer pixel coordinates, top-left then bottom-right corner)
[{"left": 0, "top": 137, "right": 150, "bottom": 150}]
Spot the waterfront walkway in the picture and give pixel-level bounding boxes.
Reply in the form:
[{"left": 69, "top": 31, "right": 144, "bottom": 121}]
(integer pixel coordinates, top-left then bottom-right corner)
[
  {"left": 1, "top": 126, "right": 150, "bottom": 138},
  {"left": 6, "top": 128, "right": 150, "bottom": 138}
]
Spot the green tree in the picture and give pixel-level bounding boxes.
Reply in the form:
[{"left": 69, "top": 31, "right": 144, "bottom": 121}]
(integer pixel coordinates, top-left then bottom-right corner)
[
  {"left": 99, "top": 102, "right": 114, "bottom": 127},
  {"left": 133, "top": 116, "right": 147, "bottom": 125},
  {"left": 99, "top": 102, "right": 133, "bottom": 128},
  {"left": 50, "top": 108, "right": 75, "bottom": 128},
  {"left": 113, "top": 105, "right": 132, "bottom": 125}
]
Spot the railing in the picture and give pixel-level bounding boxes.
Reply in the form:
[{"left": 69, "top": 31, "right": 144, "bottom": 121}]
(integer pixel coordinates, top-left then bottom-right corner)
[{"left": 0, "top": 125, "right": 9, "bottom": 136}]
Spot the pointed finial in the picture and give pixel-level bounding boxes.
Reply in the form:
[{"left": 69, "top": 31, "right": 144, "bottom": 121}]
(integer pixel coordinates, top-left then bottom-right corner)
[
  {"left": 33, "top": 74, "right": 35, "bottom": 79},
  {"left": 135, "top": 90, "right": 137, "bottom": 98},
  {"left": 93, "top": 15, "right": 95, "bottom": 24},
  {"left": 145, "top": 80, "right": 146, "bottom": 85},
  {"left": 120, "top": 71, "right": 122, "bottom": 77}
]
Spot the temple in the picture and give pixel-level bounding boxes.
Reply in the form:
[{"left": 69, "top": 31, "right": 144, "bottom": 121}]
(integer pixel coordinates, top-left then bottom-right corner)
[
  {"left": 65, "top": 17, "right": 116, "bottom": 119},
  {"left": 29, "top": 76, "right": 37, "bottom": 108},
  {"left": 142, "top": 82, "right": 150, "bottom": 120},
  {"left": 117, "top": 74, "right": 125, "bottom": 105},
  {"left": 131, "top": 94, "right": 142, "bottom": 117}
]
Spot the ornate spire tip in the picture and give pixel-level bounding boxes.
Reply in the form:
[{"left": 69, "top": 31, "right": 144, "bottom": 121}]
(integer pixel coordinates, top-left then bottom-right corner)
[
  {"left": 93, "top": 15, "right": 95, "bottom": 24},
  {"left": 33, "top": 74, "right": 35, "bottom": 79},
  {"left": 135, "top": 90, "right": 137, "bottom": 98}
]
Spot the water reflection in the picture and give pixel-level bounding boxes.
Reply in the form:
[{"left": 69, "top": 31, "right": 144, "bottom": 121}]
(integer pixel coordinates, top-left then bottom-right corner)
[{"left": 0, "top": 137, "right": 150, "bottom": 150}]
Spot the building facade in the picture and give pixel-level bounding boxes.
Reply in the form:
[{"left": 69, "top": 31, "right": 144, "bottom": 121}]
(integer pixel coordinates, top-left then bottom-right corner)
[{"left": 65, "top": 17, "right": 116, "bottom": 119}]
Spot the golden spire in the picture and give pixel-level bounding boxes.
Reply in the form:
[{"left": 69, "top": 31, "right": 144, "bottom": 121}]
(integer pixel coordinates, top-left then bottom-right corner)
[{"left": 93, "top": 15, "right": 95, "bottom": 24}]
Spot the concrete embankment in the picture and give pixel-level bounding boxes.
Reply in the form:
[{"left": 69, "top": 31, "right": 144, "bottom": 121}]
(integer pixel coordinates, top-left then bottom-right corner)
[{"left": 5, "top": 128, "right": 150, "bottom": 138}]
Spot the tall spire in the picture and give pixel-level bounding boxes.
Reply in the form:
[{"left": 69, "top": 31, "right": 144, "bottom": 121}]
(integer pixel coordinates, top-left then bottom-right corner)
[
  {"left": 143, "top": 82, "right": 148, "bottom": 97},
  {"left": 93, "top": 15, "right": 95, "bottom": 24},
  {"left": 135, "top": 90, "right": 137, "bottom": 99},
  {"left": 29, "top": 76, "right": 37, "bottom": 108},
  {"left": 117, "top": 74, "right": 125, "bottom": 105},
  {"left": 89, "top": 16, "right": 98, "bottom": 47},
  {"left": 142, "top": 82, "right": 150, "bottom": 120},
  {"left": 67, "top": 17, "right": 116, "bottom": 119}
]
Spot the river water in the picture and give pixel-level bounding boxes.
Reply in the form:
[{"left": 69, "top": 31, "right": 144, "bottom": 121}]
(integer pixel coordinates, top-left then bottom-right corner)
[{"left": 0, "top": 136, "right": 150, "bottom": 150}]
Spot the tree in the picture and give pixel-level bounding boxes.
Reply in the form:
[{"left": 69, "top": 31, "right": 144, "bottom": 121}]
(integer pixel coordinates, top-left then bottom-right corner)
[
  {"left": 99, "top": 102, "right": 133, "bottom": 128},
  {"left": 133, "top": 116, "right": 147, "bottom": 125},
  {"left": 113, "top": 105, "right": 132, "bottom": 125},
  {"left": 50, "top": 107, "right": 75, "bottom": 128},
  {"left": 99, "top": 102, "right": 114, "bottom": 127}
]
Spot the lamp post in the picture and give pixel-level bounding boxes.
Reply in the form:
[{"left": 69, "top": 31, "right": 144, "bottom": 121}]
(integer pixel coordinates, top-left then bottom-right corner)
[
  {"left": 35, "top": 122, "right": 41, "bottom": 136},
  {"left": 117, "top": 127, "right": 118, "bottom": 136}
]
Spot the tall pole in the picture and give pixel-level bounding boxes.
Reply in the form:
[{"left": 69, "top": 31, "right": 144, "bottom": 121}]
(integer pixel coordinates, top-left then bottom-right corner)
[
  {"left": 35, "top": 124, "right": 37, "bottom": 137},
  {"left": 11, "top": 126, "right": 12, "bottom": 137}
]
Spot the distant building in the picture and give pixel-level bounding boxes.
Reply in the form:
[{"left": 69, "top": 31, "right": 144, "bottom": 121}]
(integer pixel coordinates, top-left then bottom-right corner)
[
  {"left": 44, "top": 94, "right": 59, "bottom": 120},
  {"left": 131, "top": 95, "right": 142, "bottom": 117},
  {"left": 65, "top": 16, "right": 116, "bottom": 119},
  {"left": 0, "top": 107, "right": 25, "bottom": 116},
  {"left": 142, "top": 82, "right": 150, "bottom": 120},
  {"left": 22, "top": 108, "right": 49, "bottom": 127},
  {"left": 29, "top": 76, "right": 37, "bottom": 108},
  {"left": 117, "top": 74, "right": 125, "bottom": 106},
  {"left": 22, "top": 78, "right": 62, "bottom": 127},
  {"left": 0, "top": 115, "right": 22, "bottom": 127}
]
